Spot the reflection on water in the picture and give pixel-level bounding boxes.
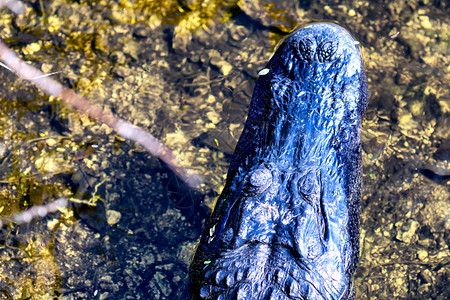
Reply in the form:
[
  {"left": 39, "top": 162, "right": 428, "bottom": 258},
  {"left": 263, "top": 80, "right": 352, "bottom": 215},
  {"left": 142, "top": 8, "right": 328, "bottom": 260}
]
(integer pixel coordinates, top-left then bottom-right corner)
[{"left": 0, "top": 0, "right": 448, "bottom": 299}]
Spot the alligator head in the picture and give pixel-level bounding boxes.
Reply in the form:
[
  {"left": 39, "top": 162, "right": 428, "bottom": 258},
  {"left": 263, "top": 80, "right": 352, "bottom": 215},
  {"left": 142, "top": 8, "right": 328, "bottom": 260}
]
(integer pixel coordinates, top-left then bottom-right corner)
[{"left": 190, "top": 22, "right": 369, "bottom": 300}]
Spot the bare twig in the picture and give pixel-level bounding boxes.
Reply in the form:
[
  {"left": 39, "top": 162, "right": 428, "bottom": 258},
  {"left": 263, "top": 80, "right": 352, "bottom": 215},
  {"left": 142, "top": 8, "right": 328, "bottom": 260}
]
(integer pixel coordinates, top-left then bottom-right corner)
[
  {"left": 0, "top": 0, "right": 25, "bottom": 14},
  {"left": 0, "top": 1, "right": 203, "bottom": 189},
  {"left": 0, "top": 198, "right": 68, "bottom": 227}
]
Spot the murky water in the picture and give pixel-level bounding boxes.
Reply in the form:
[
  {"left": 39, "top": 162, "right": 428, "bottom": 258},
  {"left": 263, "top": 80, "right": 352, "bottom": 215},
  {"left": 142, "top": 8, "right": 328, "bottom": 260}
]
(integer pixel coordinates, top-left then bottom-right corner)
[{"left": 0, "top": 0, "right": 448, "bottom": 299}]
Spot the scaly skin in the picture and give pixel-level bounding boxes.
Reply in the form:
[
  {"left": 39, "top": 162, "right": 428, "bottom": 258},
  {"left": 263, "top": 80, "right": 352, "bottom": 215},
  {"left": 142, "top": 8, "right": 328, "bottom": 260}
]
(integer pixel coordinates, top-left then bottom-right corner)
[{"left": 190, "top": 22, "right": 369, "bottom": 300}]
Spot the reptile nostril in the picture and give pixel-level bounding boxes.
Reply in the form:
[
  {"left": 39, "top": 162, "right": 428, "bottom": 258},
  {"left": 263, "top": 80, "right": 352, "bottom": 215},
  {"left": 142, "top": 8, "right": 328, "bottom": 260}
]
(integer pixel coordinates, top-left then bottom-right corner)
[
  {"left": 317, "top": 40, "right": 338, "bottom": 62},
  {"left": 296, "top": 38, "right": 315, "bottom": 62}
]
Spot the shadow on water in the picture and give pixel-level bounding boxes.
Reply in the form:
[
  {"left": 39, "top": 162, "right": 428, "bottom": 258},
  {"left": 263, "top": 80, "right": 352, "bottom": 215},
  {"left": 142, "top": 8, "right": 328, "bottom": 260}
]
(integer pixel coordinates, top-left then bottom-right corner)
[{"left": 162, "top": 162, "right": 210, "bottom": 225}]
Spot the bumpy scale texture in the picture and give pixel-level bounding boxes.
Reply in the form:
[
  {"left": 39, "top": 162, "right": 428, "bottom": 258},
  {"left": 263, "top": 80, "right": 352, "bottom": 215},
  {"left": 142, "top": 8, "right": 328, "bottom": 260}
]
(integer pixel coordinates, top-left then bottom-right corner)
[{"left": 190, "top": 22, "right": 369, "bottom": 300}]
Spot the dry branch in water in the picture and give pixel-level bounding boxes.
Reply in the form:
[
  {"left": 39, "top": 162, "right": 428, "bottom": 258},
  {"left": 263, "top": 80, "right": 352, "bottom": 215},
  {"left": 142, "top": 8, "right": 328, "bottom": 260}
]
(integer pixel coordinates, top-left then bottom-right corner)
[
  {"left": 0, "top": 198, "right": 68, "bottom": 227},
  {"left": 0, "top": 0, "right": 24, "bottom": 14},
  {"left": 0, "top": 1, "right": 203, "bottom": 191}
]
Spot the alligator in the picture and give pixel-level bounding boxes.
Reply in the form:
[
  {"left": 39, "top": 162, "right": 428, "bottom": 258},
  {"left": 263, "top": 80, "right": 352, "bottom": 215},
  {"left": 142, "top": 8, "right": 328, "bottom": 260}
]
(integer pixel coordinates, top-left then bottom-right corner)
[{"left": 190, "top": 22, "right": 369, "bottom": 299}]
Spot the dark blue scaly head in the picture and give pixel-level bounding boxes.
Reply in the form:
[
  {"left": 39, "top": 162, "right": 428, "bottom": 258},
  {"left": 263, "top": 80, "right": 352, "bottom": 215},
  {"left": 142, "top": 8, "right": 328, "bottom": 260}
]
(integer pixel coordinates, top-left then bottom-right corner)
[{"left": 190, "top": 22, "right": 369, "bottom": 300}]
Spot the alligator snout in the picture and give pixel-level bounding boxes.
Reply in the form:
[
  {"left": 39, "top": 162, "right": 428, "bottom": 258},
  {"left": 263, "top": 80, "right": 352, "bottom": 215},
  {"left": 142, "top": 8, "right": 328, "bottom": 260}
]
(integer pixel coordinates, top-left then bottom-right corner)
[{"left": 190, "top": 22, "right": 369, "bottom": 300}]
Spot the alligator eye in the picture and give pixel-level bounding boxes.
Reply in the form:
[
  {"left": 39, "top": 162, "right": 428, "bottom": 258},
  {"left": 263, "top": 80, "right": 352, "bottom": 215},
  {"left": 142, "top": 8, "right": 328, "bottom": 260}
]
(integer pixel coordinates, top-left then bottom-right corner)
[
  {"left": 243, "top": 167, "right": 273, "bottom": 196},
  {"left": 297, "top": 171, "right": 320, "bottom": 204},
  {"left": 317, "top": 40, "right": 338, "bottom": 62},
  {"left": 296, "top": 38, "right": 315, "bottom": 62}
]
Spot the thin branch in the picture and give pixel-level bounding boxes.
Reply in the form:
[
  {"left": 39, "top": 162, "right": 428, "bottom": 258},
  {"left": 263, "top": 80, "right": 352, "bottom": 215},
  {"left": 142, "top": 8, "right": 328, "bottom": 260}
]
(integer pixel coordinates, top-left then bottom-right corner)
[
  {"left": 0, "top": 198, "right": 68, "bottom": 227},
  {"left": 0, "top": 0, "right": 25, "bottom": 14},
  {"left": 0, "top": 2, "right": 203, "bottom": 189}
]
